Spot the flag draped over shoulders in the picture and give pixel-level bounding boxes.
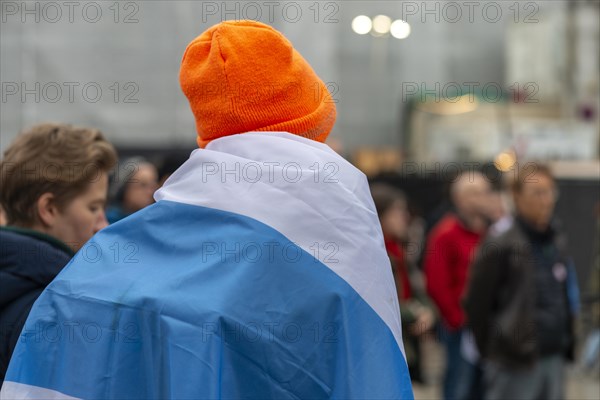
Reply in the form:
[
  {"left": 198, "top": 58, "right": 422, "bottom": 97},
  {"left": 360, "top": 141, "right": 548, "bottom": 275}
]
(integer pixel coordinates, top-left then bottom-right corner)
[{"left": 2, "top": 132, "right": 413, "bottom": 400}]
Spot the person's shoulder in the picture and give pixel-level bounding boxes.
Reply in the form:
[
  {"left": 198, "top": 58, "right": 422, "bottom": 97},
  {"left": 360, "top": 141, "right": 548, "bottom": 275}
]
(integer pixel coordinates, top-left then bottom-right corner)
[
  {"left": 481, "top": 221, "right": 525, "bottom": 250},
  {"left": 1, "top": 227, "right": 63, "bottom": 256},
  {"left": 1, "top": 226, "right": 73, "bottom": 256},
  {"left": 428, "top": 214, "right": 461, "bottom": 240},
  {"left": 0, "top": 228, "right": 69, "bottom": 316},
  {"left": 0, "top": 227, "right": 73, "bottom": 284}
]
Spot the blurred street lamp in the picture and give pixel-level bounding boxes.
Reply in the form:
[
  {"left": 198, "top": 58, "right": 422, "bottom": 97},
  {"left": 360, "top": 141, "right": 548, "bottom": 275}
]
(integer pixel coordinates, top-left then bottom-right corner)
[
  {"left": 352, "top": 15, "right": 372, "bottom": 35},
  {"left": 352, "top": 15, "right": 411, "bottom": 40},
  {"left": 390, "top": 20, "right": 411, "bottom": 39},
  {"left": 372, "top": 15, "right": 392, "bottom": 36}
]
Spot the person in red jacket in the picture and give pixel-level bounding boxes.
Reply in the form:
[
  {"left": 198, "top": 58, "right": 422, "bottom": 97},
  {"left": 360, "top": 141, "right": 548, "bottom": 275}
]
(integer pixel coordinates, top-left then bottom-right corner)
[{"left": 424, "top": 171, "right": 491, "bottom": 400}]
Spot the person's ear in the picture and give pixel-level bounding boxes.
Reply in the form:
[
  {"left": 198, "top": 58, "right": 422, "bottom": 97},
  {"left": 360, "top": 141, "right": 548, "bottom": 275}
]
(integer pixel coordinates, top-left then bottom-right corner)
[{"left": 36, "top": 192, "right": 59, "bottom": 228}]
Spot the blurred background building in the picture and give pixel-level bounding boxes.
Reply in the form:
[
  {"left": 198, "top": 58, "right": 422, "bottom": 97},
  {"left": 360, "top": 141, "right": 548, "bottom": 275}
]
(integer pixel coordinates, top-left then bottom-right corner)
[{"left": 2, "top": 1, "right": 598, "bottom": 152}]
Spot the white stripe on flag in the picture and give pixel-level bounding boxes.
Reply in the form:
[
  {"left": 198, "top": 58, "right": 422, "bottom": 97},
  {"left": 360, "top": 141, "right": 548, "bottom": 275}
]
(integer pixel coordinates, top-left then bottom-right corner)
[
  {"left": 155, "top": 131, "right": 405, "bottom": 355},
  {"left": 1, "top": 382, "right": 79, "bottom": 400}
]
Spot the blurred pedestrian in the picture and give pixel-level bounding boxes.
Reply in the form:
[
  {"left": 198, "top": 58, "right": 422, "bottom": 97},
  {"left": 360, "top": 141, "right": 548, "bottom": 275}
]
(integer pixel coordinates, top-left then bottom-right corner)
[
  {"left": 371, "top": 183, "right": 436, "bottom": 383},
  {"left": 464, "top": 164, "right": 576, "bottom": 400},
  {"left": 459, "top": 188, "right": 512, "bottom": 399},
  {"left": 0, "top": 123, "right": 117, "bottom": 384},
  {"left": 106, "top": 157, "right": 158, "bottom": 223},
  {"left": 423, "top": 171, "right": 491, "bottom": 400}
]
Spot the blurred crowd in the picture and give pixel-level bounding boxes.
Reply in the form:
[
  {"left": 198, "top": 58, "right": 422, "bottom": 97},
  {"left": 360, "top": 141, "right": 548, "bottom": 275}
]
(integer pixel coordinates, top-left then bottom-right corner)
[
  {"left": 372, "top": 167, "right": 600, "bottom": 400},
  {"left": 1, "top": 122, "right": 598, "bottom": 399}
]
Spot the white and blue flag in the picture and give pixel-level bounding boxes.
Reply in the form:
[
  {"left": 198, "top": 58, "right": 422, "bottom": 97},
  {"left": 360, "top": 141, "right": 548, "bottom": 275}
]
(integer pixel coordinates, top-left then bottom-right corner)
[{"left": 2, "top": 132, "right": 413, "bottom": 399}]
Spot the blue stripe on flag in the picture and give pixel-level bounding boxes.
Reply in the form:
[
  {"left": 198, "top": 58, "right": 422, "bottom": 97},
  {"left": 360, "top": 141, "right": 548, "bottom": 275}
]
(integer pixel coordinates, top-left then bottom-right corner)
[{"left": 6, "top": 200, "right": 413, "bottom": 399}]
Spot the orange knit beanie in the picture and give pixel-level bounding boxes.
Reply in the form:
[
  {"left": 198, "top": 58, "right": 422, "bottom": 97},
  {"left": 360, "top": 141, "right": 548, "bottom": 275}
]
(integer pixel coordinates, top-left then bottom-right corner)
[{"left": 180, "top": 20, "right": 337, "bottom": 148}]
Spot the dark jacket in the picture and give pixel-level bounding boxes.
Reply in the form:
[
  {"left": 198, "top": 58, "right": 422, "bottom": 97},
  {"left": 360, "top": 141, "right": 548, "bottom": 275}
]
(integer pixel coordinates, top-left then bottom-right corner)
[
  {"left": 463, "top": 218, "right": 575, "bottom": 368},
  {"left": 0, "top": 226, "right": 74, "bottom": 383}
]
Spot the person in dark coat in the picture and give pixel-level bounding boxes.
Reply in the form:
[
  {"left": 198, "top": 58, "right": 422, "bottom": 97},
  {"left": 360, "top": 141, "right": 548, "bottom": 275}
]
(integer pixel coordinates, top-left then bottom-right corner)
[
  {"left": 464, "top": 164, "right": 576, "bottom": 400},
  {"left": 0, "top": 123, "right": 117, "bottom": 383},
  {"left": 0, "top": 227, "right": 74, "bottom": 380}
]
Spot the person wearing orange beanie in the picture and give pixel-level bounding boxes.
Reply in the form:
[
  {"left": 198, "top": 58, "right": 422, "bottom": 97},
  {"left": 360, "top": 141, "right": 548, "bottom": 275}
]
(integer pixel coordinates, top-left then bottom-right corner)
[
  {"left": 1, "top": 21, "right": 414, "bottom": 400},
  {"left": 179, "top": 20, "right": 337, "bottom": 148}
]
